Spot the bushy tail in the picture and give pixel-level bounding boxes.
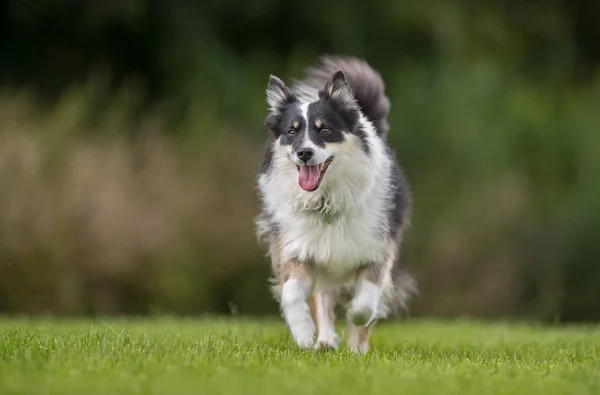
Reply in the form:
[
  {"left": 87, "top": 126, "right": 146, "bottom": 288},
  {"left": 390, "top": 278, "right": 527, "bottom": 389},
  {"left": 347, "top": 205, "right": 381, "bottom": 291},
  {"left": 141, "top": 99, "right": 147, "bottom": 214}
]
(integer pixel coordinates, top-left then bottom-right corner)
[
  {"left": 294, "top": 55, "right": 391, "bottom": 137},
  {"left": 390, "top": 267, "right": 418, "bottom": 316}
]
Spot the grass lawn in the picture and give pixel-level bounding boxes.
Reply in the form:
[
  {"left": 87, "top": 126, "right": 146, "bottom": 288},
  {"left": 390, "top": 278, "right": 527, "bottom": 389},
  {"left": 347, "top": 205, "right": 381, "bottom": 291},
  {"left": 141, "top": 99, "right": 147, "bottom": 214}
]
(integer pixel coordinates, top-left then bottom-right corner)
[{"left": 0, "top": 317, "right": 599, "bottom": 395}]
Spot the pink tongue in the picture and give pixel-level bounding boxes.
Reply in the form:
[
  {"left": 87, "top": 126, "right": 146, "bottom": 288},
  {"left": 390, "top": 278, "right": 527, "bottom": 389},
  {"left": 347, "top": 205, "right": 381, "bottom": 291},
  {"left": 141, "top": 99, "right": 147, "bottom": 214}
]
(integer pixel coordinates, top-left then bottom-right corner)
[{"left": 298, "top": 164, "right": 321, "bottom": 191}]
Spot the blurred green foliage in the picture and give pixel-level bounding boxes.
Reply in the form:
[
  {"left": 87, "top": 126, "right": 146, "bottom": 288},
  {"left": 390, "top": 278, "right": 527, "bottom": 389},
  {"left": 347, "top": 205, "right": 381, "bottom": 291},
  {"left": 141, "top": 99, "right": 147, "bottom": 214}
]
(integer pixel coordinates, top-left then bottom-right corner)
[{"left": 0, "top": 0, "right": 599, "bottom": 321}]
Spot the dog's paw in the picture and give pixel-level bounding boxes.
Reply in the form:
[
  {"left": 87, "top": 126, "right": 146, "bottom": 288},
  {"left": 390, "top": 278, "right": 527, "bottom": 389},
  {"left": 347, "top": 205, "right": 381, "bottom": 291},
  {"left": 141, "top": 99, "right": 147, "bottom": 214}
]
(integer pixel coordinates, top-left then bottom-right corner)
[
  {"left": 290, "top": 320, "right": 316, "bottom": 350},
  {"left": 314, "top": 333, "right": 340, "bottom": 352},
  {"left": 347, "top": 303, "right": 375, "bottom": 327},
  {"left": 348, "top": 340, "right": 370, "bottom": 355},
  {"left": 293, "top": 333, "right": 315, "bottom": 350}
]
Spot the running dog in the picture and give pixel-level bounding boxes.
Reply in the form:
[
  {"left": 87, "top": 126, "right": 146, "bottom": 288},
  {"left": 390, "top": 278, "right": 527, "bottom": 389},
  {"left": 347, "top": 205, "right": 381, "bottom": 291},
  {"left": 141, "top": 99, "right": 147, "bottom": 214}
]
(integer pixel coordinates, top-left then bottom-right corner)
[{"left": 255, "top": 55, "right": 416, "bottom": 353}]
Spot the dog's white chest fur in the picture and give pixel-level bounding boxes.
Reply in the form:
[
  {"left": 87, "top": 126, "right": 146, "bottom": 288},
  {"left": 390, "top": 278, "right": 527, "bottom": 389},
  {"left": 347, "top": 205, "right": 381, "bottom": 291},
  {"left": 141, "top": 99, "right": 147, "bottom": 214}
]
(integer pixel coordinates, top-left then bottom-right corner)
[
  {"left": 258, "top": 124, "right": 393, "bottom": 279},
  {"left": 279, "top": 206, "right": 388, "bottom": 272}
]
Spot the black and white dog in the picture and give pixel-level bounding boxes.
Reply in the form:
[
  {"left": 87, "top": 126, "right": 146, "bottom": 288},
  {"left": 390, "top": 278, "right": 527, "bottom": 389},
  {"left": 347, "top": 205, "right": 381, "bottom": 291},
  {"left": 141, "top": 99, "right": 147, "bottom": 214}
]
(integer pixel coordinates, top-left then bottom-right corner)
[{"left": 255, "top": 56, "right": 416, "bottom": 353}]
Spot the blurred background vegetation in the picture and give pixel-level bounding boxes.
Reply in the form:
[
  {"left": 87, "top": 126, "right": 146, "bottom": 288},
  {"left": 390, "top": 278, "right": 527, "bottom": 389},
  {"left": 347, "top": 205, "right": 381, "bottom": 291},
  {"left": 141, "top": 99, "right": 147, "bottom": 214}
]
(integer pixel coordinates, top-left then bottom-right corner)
[{"left": 0, "top": 0, "right": 599, "bottom": 322}]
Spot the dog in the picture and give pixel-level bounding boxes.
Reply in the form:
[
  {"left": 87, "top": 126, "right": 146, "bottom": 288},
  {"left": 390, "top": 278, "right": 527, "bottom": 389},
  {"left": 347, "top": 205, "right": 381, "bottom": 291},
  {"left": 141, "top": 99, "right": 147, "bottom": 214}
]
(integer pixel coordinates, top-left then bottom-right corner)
[{"left": 255, "top": 55, "right": 416, "bottom": 354}]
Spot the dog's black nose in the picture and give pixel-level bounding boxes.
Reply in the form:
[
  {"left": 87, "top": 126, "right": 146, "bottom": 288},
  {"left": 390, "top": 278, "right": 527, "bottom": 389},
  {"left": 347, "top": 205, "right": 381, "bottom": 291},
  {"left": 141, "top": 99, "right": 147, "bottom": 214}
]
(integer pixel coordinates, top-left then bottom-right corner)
[{"left": 296, "top": 148, "right": 314, "bottom": 162}]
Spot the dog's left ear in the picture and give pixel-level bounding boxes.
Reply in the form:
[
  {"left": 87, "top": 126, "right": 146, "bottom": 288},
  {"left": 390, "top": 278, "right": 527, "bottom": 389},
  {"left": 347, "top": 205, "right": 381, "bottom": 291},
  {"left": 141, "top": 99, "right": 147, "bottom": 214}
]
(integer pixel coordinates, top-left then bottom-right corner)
[{"left": 320, "top": 70, "right": 359, "bottom": 111}]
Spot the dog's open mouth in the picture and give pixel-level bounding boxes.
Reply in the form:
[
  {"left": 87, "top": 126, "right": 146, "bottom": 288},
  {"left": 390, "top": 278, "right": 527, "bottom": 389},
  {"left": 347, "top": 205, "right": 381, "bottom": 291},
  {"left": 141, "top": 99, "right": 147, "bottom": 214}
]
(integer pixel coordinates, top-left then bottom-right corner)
[{"left": 296, "top": 156, "right": 334, "bottom": 192}]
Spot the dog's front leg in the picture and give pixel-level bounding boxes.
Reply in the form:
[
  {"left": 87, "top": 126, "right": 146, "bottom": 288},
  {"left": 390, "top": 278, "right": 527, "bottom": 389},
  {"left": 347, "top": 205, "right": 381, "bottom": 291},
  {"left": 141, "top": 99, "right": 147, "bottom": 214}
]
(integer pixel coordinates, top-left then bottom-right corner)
[
  {"left": 280, "top": 262, "right": 315, "bottom": 349},
  {"left": 313, "top": 290, "right": 340, "bottom": 351}
]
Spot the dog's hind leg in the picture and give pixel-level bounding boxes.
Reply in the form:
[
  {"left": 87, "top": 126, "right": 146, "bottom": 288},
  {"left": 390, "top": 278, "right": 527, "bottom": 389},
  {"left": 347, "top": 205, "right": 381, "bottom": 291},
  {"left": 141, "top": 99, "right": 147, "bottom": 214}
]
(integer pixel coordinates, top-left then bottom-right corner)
[
  {"left": 347, "top": 265, "right": 384, "bottom": 328},
  {"left": 312, "top": 290, "right": 340, "bottom": 351},
  {"left": 279, "top": 262, "right": 316, "bottom": 350},
  {"left": 346, "top": 258, "right": 392, "bottom": 354},
  {"left": 347, "top": 319, "right": 377, "bottom": 354}
]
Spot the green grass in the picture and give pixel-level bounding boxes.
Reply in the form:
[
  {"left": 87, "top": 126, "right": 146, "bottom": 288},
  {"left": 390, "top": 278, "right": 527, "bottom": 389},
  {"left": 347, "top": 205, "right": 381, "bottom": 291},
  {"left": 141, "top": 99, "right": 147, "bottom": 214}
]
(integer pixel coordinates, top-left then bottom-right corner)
[{"left": 0, "top": 318, "right": 599, "bottom": 395}]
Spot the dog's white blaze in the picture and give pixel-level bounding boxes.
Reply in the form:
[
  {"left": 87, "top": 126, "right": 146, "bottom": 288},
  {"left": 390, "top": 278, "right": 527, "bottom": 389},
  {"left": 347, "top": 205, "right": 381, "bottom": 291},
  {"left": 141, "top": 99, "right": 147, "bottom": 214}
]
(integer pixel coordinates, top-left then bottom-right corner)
[
  {"left": 298, "top": 103, "right": 319, "bottom": 153},
  {"left": 290, "top": 102, "right": 329, "bottom": 164},
  {"left": 281, "top": 279, "right": 315, "bottom": 349},
  {"left": 300, "top": 102, "right": 310, "bottom": 123},
  {"left": 258, "top": 112, "right": 393, "bottom": 285}
]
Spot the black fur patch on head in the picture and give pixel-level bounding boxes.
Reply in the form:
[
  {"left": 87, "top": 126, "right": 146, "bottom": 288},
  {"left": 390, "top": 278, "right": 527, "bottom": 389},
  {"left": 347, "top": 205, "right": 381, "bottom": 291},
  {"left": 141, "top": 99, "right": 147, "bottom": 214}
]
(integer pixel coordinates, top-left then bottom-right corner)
[
  {"left": 302, "top": 100, "right": 351, "bottom": 149},
  {"left": 299, "top": 70, "right": 369, "bottom": 155},
  {"left": 298, "top": 56, "right": 391, "bottom": 137},
  {"left": 266, "top": 104, "right": 305, "bottom": 146},
  {"left": 264, "top": 71, "right": 371, "bottom": 156}
]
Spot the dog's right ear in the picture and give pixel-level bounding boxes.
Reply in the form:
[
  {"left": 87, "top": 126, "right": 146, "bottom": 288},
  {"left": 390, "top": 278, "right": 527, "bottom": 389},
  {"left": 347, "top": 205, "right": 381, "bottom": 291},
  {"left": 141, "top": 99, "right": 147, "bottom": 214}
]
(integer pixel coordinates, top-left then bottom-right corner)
[
  {"left": 266, "top": 75, "right": 295, "bottom": 115},
  {"left": 265, "top": 75, "right": 296, "bottom": 134}
]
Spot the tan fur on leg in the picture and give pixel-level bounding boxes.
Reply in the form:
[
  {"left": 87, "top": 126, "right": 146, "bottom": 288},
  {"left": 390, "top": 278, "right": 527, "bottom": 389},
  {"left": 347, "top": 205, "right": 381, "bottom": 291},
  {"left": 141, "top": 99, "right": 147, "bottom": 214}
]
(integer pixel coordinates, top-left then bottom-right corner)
[
  {"left": 308, "top": 292, "right": 317, "bottom": 322},
  {"left": 313, "top": 290, "right": 340, "bottom": 351},
  {"left": 347, "top": 320, "right": 377, "bottom": 354}
]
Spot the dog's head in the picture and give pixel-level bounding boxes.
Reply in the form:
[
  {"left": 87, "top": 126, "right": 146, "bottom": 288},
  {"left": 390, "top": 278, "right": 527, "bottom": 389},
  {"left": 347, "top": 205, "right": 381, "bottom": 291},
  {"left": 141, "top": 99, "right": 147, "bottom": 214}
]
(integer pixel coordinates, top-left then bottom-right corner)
[{"left": 264, "top": 71, "right": 368, "bottom": 192}]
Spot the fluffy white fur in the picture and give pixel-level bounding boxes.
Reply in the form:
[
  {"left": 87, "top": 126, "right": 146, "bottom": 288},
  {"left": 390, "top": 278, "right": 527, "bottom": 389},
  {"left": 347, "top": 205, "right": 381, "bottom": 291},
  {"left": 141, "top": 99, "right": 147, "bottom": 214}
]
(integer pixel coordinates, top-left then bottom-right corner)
[
  {"left": 347, "top": 279, "right": 381, "bottom": 327},
  {"left": 280, "top": 279, "right": 315, "bottom": 349},
  {"left": 257, "top": 114, "right": 394, "bottom": 272}
]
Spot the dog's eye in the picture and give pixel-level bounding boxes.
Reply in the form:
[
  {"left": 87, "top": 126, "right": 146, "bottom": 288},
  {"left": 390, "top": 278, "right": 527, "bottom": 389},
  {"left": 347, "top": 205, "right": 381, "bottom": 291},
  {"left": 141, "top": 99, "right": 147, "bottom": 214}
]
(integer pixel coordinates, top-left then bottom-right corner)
[
  {"left": 287, "top": 129, "right": 297, "bottom": 136},
  {"left": 320, "top": 128, "right": 331, "bottom": 134}
]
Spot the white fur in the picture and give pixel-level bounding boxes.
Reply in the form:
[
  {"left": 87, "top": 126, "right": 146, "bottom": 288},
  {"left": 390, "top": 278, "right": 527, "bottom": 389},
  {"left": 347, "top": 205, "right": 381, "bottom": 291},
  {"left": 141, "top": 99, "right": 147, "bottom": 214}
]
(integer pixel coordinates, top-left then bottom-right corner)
[
  {"left": 300, "top": 102, "right": 310, "bottom": 123},
  {"left": 347, "top": 279, "right": 381, "bottom": 326},
  {"left": 258, "top": 114, "right": 393, "bottom": 280},
  {"left": 314, "top": 291, "right": 340, "bottom": 350},
  {"left": 281, "top": 279, "right": 315, "bottom": 349},
  {"left": 292, "top": 81, "right": 319, "bottom": 104}
]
